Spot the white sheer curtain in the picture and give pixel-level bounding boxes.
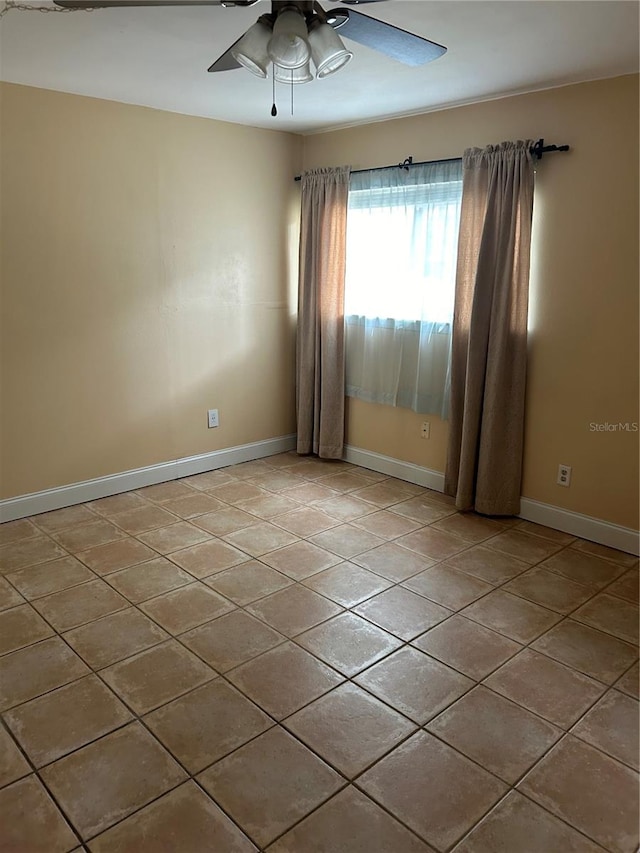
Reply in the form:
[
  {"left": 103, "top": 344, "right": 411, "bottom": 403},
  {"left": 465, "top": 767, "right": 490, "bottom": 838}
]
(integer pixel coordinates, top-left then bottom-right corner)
[{"left": 344, "top": 160, "right": 463, "bottom": 418}]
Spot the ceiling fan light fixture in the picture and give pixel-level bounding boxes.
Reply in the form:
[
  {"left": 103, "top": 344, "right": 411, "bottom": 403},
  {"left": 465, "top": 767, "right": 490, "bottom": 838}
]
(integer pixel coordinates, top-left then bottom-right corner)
[
  {"left": 231, "top": 19, "right": 272, "bottom": 78},
  {"left": 274, "top": 59, "right": 314, "bottom": 84},
  {"left": 267, "top": 6, "right": 310, "bottom": 70},
  {"left": 308, "top": 22, "right": 353, "bottom": 78}
]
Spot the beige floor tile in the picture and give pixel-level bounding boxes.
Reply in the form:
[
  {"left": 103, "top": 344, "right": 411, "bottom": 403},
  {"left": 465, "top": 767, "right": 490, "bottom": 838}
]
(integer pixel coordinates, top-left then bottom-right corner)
[
  {"left": 314, "top": 494, "right": 378, "bottom": 522},
  {"left": 359, "top": 731, "right": 507, "bottom": 850},
  {"left": 247, "top": 584, "right": 342, "bottom": 637},
  {"left": 101, "top": 640, "right": 215, "bottom": 713},
  {"left": 261, "top": 452, "right": 301, "bottom": 470},
  {"left": 571, "top": 593, "right": 639, "bottom": 644},
  {"left": 228, "top": 459, "right": 274, "bottom": 478},
  {"left": 518, "top": 736, "right": 639, "bottom": 853},
  {"left": 260, "top": 540, "right": 342, "bottom": 581},
  {"left": 223, "top": 522, "right": 299, "bottom": 557},
  {"left": 352, "top": 541, "right": 435, "bottom": 582},
  {"left": 144, "top": 680, "right": 273, "bottom": 773},
  {"left": 168, "top": 538, "right": 250, "bottom": 577},
  {"left": 531, "top": 619, "right": 638, "bottom": 683},
  {"left": 0, "top": 518, "right": 40, "bottom": 545},
  {"left": 461, "top": 589, "right": 562, "bottom": 643},
  {"left": 234, "top": 493, "right": 300, "bottom": 519},
  {"left": 203, "top": 560, "right": 292, "bottom": 605},
  {"left": 281, "top": 482, "right": 340, "bottom": 505},
  {"left": 63, "top": 607, "right": 169, "bottom": 669},
  {"left": 4, "top": 675, "right": 132, "bottom": 767},
  {"left": 33, "top": 505, "right": 98, "bottom": 533},
  {"left": 304, "top": 562, "right": 392, "bottom": 607},
  {"left": 570, "top": 539, "right": 639, "bottom": 568},
  {"left": 287, "top": 459, "right": 350, "bottom": 480},
  {"left": 268, "top": 786, "right": 433, "bottom": 853},
  {"left": 209, "top": 481, "right": 270, "bottom": 505},
  {"left": 0, "top": 576, "right": 25, "bottom": 611},
  {"left": 226, "top": 641, "right": 344, "bottom": 719},
  {"left": 183, "top": 469, "right": 235, "bottom": 490},
  {"left": 88, "top": 492, "right": 148, "bottom": 517},
  {"left": 412, "top": 615, "right": 523, "bottom": 680},
  {"left": 76, "top": 537, "right": 157, "bottom": 575},
  {"left": 274, "top": 507, "right": 340, "bottom": 537},
  {"left": 105, "top": 557, "right": 193, "bottom": 603},
  {"left": 0, "top": 775, "right": 79, "bottom": 852},
  {"left": 431, "top": 512, "right": 506, "bottom": 543},
  {"left": 353, "top": 587, "right": 451, "bottom": 640},
  {"left": 6, "top": 556, "right": 95, "bottom": 599},
  {"left": 454, "top": 790, "right": 604, "bottom": 853},
  {"left": 51, "top": 520, "right": 126, "bottom": 553},
  {"left": 140, "top": 583, "right": 235, "bottom": 634},
  {"left": 32, "top": 579, "right": 127, "bottom": 632},
  {"left": 249, "top": 471, "right": 307, "bottom": 492},
  {"left": 192, "top": 507, "right": 258, "bottom": 536},
  {"left": 540, "top": 548, "right": 626, "bottom": 590},
  {"left": 296, "top": 612, "right": 402, "bottom": 677},
  {"left": 571, "top": 689, "right": 639, "bottom": 769},
  {"left": 137, "top": 522, "right": 212, "bottom": 555},
  {"left": 616, "top": 661, "right": 639, "bottom": 698},
  {"left": 503, "top": 566, "right": 594, "bottom": 614},
  {"left": 309, "top": 524, "right": 385, "bottom": 559},
  {"left": 354, "top": 480, "right": 421, "bottom": 507},
  {"left": 485, "top": 530, "right": 563, "bottom": 564},
  {"left": 396, "top": 527, "right": 470, "bottom": 561},
  {"left": 607, "top": 569, "right": 640, "bottom": 603},
  {"left": 316, "top": 471, "right": 373, "bottom": 493},
  {"left": 0, "top": 536, "right": 67, "bottom": 572},
  {"left": 402, "top": 564, "right": 493, "bottom": 610},
  {"left": 88, "top": 781, "right": 257, "bottom": 852},
  {"left": 0, "top": 724, "right": 31, "bottom": 787},
  {"left": 159, "top": 492, "right": 226, "bottom": 519},
  {"left": 513, "top": 520, "right": 577, "bottom": 544},
  {"left": 180, "top": 610, "right": 285, "bottom": 671},
  {"left": 390, "top": 496, "right": 455, "bottom": 524},
  {"left": 40, "top": 722, "right": 187, "bottom": 840},
  {"left": 484, "top": 648, "right": 606, "bottom": 728},
  {"left": 109, "top": 504, "right": 179, "bottom": 535},
  {"left": 426, "top": 685, "right": 562, "bottom": 783},
  {"left": 353, "top": 510, "right": 422, "bottom": 540},
  {"left": 136, "top": 481, "right": 196, "bottom": 503},
  {"left": 0, "top": 603, "right": 54, "bottom": 655},
  {"left": 355, "top": 646, "right": 473, "bottom": 723},
  {"left": 285, "top": 682, "right": 416, "bottom": 778},
  {"left": 0, "top": 637, "right": 89, "bottom": 711},
  {"left": 198, "top": 727, "right": 344, "bottom": 847},
  {"left": 445, "top": 544, "right": 530, "bottom": 585}
]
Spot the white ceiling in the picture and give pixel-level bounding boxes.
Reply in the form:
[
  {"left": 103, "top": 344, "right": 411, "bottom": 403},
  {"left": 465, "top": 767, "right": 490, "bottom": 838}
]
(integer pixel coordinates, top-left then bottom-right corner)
[{"left": 0, "top": 0, "right": 638, "bottom": 133}]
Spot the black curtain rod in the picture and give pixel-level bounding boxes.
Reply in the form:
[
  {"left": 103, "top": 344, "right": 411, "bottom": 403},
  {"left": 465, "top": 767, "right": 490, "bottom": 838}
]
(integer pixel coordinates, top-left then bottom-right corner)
[{"left": 293, "top": 138, "right": 570, "bottom": 182}]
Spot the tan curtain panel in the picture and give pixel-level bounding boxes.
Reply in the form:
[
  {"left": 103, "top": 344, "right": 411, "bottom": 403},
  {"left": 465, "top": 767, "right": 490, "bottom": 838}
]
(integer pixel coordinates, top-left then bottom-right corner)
[
  {"left": 296, "top": 166, "right": 351, "bottom": 458},
  {"left": 445, "top": 141, "right": 535, "bottom": 515}
]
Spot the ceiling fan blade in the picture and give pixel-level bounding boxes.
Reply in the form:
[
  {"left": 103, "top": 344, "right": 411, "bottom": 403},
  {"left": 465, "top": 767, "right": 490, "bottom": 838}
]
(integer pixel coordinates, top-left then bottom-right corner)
[
  {"left": 208, "top": 39, "right": 243, "bottom": 72},
  {"left": 330, "top": 8, "right": 446, "bottom": 66},
  {"left": 340, "top": 1, "right": 388, "bottom": 4},
  {"left": 54, "top": 1, "right": 258, "bottom": 8}
]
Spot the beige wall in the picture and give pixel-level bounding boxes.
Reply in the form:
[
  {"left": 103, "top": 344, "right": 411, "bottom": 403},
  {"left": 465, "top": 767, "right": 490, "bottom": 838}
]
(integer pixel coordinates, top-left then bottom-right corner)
[
  {"left": 304, "top": 75, "right": 639, "bottom": 529},
  {"left": 0, "top": 83, "right": 302, "bottom": 499}
]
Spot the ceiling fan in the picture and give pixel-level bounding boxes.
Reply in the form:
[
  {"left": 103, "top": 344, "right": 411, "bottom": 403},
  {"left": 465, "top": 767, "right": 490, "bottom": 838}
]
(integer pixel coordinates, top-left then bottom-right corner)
[{"left": 53, "top": 0, "right": 447, "bottom": 86}]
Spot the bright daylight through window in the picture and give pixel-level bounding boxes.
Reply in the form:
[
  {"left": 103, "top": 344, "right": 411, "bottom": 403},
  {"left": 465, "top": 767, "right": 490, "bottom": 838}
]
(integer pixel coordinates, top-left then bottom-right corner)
[{"left": 344, "top": 160, "right": 463, "bottom": 418}]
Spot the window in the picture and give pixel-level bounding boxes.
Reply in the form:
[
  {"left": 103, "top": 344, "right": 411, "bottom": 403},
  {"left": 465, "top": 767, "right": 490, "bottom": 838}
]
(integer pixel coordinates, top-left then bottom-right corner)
[{"left": 344, "top": 160, "right": 463, "bottom": 418}]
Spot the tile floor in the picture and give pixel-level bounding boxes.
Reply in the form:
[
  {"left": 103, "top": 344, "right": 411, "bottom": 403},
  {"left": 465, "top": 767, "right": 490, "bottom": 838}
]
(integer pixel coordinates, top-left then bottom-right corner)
[{"left": 0, "top": 452, "right": 638, "bottom": 852}]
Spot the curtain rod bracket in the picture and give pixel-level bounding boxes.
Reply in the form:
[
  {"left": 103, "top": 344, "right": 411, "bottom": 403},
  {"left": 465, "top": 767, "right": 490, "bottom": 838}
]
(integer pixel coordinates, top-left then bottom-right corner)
[
  {"left": 398, "top": 156, "right": 413, "bottom": 171},
  {"left": 530, "top": 137, "right": 570, "bottom": 160}
]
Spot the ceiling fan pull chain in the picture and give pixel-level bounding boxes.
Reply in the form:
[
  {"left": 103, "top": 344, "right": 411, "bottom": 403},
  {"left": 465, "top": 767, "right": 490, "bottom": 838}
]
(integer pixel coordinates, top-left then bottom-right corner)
[
  {"left": 291, "top": 71, "right": 294, "bottom": 116},
  {"left": 271, "top": 68, "right": 278, "bottom": 116}
]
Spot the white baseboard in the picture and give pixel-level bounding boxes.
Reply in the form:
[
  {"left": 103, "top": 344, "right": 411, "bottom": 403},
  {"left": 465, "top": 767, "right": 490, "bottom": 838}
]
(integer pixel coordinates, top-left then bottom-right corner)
[
  {"left": 343, "top": 445, "right": 446, "bottom": 492},
  {"left": 0, "top": 435, "right": 297, "bottom": 523},
  {"left": 344, "top": 445, "right": 639, "bottom": 556}
]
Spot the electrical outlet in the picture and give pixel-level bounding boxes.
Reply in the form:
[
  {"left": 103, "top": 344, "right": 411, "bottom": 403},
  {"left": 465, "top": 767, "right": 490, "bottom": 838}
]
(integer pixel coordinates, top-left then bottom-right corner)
[
  {"left": 557, "top": 464, "right": 571, "bottom": 487},
  {"left": 421, "top": 422, "right": 430, "bottom": 439},
  {"left": 207, "top": 409, "right": 219, "bottom": 429}
]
